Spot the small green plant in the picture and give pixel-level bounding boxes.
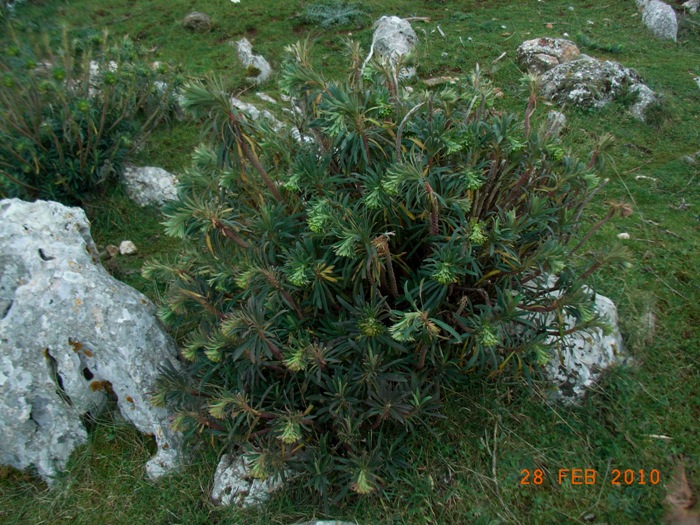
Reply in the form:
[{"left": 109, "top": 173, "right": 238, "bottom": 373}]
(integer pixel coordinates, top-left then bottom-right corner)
[
  {"left": 576, "top": 33, "right": 624, "bottom": 54},
  {"left": 300, "top": 0, "right": 366, "bottom": 29},
  {"left": 613, "top": 82, "right": 641, "bottom": 109},
  {"left": 147, "top": 42, "right": 628, "bottom": 505},
  {"left": 642, "top": 99, "right": 670, "bottom": 128},
  {"left": 0, "top": 27, "right": 180, "bottom": 203}
]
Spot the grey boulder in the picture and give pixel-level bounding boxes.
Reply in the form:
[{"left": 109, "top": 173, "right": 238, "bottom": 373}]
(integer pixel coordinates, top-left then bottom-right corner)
[
  {"left": 517, "top": 37, "right": 580, "bottom": 74},
  {"left": 0, "top": 199, "right": 183, "bottom": 484},
  {"left": 122, "top": 166, "right": 179, "bottom": 207},
  {"left": 642, "top": 0, "right": 678, "bottom": 41},
  {"left": 539, "top": 56, "right": 658, "bottom": 121}
]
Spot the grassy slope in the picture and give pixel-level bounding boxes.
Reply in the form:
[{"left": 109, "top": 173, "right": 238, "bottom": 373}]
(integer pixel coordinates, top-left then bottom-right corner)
[{"left": 1, "top": 1, "right": 698, "bottom": 524}]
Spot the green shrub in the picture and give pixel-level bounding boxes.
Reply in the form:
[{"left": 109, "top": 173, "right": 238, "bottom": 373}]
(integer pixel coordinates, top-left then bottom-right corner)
[
  {"left": 147, "top": 42, "right": 627, "bottom": 504},
  {"left": 0, "top": 27, "right": 180, "bottom": 203},
  {"left": 300, "top": 0, "right": 366, "bottom": 28}
]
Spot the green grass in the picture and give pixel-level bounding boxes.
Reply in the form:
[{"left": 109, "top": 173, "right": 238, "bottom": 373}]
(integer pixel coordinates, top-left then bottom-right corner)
[{"left": 1, "top": 0, "right": 699, "bottom": 523}]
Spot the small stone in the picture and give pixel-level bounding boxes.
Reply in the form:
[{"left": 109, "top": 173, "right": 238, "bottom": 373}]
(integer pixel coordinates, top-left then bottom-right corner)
[
  {"left": 683, "top": 0, "right": 700, "bottom": 14},
  {"left": 681, "top": 151, "right": 700, "bottom": 165},
  {"left": 182, "top": 12, "right": 212, "bottom": 33},
  {"left": 545, "top": 110, "right": 567, "bottom": 137},
  {"left": 230, "top": 97, "right": 283, "bottom": 130},
  {"left": 423, "top": 76, "right": 458, "bottom": 87},
  {"left": 617, "top": 232, "right": 631, "bottom": 240},
  {"left": 211, "top": 454, "right": 286, "bottom": 507},
  {"left": 105, "top": 245, "right": 119, "bottom": 258},
  {"left": 119, "top": 240, "right": 137, "bottom": 255},
  {"left": 255, "top": 92, "right": 277, "bottom": 104},
  {"left": 122, "top": 166, "right": 179, "bottom": 208},
  {"left": 234, "top": 38, "right": 272, "bottom": 85}
]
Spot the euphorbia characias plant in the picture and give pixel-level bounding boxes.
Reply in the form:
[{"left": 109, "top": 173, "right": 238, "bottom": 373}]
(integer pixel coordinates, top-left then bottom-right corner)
[{"left": 146, "top": 40, "right": 628, "bottom": 504}]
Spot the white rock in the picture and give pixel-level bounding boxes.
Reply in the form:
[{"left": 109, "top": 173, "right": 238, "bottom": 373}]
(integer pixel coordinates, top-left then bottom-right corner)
[
  {"left": 372, "top": 16, "right": 418, "bottom": 61},
  {"left": 210, "top": 453, "right": 285, "bottom": 507},
  {"left": 255, "top": 92, "right": 277, "bottom": 104},
  {"left": 118, "top": 240, "right": 137, "bottom": 255},
  {"left": 683, "top": 0, "right": 700, "bottom": 14},
  {"left": 122, "top": 166, "right": 179, "bottom": 208},
  {"left": 366, "top": 16, "right": 417, "bottom": 79},
  {"left": 230, "top": 97, "right": 283, "bottom": 130},
  {"left": 0, "top": 199, "right": 183, "bottom": 484},
  {"left": 235, "top": 38, "right": 272, "bottom": 85},
  {"left": 617, "top": 232, "right": 631, "bottom": 239},
  {"left": 86, "top": 60, "right": 119, "bottom": 97},
  {"left": 539, "top": 283, "right": 627, "bottom": 402},
  {"left": 629, "top": 83, "right": 659, "bottom": 122},
  {"left": 642, "top": 0, "right": 677, "bottom": 41},
  {"left": 545, "top": 110, "right": 567, "bottom": 137}
]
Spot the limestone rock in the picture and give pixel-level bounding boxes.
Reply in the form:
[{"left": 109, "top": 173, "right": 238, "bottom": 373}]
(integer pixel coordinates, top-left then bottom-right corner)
[
  {"left": 210, "top": 453, "right": 285, "bottom": 507},
  {"left": 255, "top": 92, "right": 277, "bottom": 104},
  {"left": 423, "top": 76, "right": 459, "bottom": 87},
  {"left": 642, "top": 0, "right": 677, "bottom": 41},
  {"left": 545, "top": 110, "right": 567, "bottom": 138},
  {"left": 367, "top": 16, "right": 417, "bottom": 79},
  {"left": 546, "top": 292, "right": 626, "bottom": 401},
  {"left": 105, "top": 244, "right": 119, "bottom": 258},
  {"left": 683, "top": 0, "right": 700, "bottom": 14},
  {"left": 516, "top": 37, "right": 580, "bottom": 74},
  {"left": 235, "top": 38, "right": 272, "bottom": 85},
  {"left": 122, "top": 166, "right": 179, "bottom": 208},
  {"left": 118, "top": 240, "right": 137, "bottom": 255},
  {"left": 183, "top": 12, "right": 212, "bottom": 33},
  {"left": 539, "top": 56, "right": 657, "bottom": 121},
  {"left": 372, "top": 16, "right": 417, "bottom": 61},
  {"left": 230, "top": 97, "right": 283, "bottom": 130},
  {"left": 629, "top": 83, "right": 659, "bottom": 122},
  {"left": 0, "top": 199, "right": 183, "bottom": 484}
]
